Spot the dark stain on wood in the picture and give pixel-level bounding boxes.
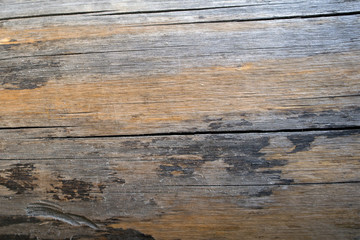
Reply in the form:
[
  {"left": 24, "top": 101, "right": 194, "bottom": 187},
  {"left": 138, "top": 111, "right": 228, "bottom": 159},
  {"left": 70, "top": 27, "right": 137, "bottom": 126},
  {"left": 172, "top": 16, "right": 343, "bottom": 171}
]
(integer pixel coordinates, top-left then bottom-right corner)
[
  {"left": 0, "top": 229, "right": 155, "bottom": 240},
  {"left": 156, "top": 135, "right": 292, "bottom": 192},
  {"left": 93, "top": 228, "right": 155, "bottom": 240},
  {"left": 159, "top": 164, "right": 194, "bottom": 177},
  {"left": 286, "top": 107, "right": 360, "bottom": 128},
  {"left": 0, "top": 59, "right": 60, "bottom": 90},
  {"left": 324, "top": 129, "right": 360, "bottom": 139},
  {"left": 287, "top": 129, "right": 360, "bottom": 154},
  {"left": 220, "top": 136, "right": 288, "bottom": 175},
  {"left": 208, "top": 119, "right": 252, "bottom": 130},
  {"left": 0, "top": 216, "right": 40, "bottom": 227},
  {"left": 0, "top": 43, "right": 20, "bottom": 51},
  {"left": 0, "top": 163, "right": 38, "bottom": 194},
  {"left": 109, "top": 177, "right": 126, "bottom": 184},
  {"left": 288, "top": 135, "right": 316, "bottom": 153},
  {"left": 50, "top": 178, "right": 94, "bottom": 201},
  {"left": 250, "top": 188, "right": 273, "bottom": 198},
  {"left": 98, "top": 183, "right": 107, "bottom": 193},
  {"left": 0, "top": 235, "right": 39, "bottom": 240},
  {"left": 154, "top": 135, "right": 290, "bottom": 176},
  {"left": 47, "top": 227, "right": 156, "bottom": 240}
]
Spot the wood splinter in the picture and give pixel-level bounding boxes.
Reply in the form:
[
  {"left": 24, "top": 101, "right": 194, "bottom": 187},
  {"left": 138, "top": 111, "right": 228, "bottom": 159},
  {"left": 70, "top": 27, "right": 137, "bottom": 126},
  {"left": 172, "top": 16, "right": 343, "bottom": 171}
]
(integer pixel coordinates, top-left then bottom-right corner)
[{"left": 26, "top": 201, "right": 99, "bottom": 230}]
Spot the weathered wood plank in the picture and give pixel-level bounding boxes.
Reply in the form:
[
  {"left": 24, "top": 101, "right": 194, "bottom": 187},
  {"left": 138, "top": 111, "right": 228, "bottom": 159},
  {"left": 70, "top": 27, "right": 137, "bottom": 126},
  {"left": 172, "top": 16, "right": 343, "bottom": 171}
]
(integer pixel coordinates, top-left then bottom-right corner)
[
  {"left": 2, "top": 13, "right": 360, "bottom": 61},
  {"left": 1, "top": 0, "right": 360, "bottom": 20},
  {"left": 0, "top": 131, "right": 359, "bottom": 238},
  {"left": 0, "top": 184, "right": 359, "bottom": 240},
  {"left": 1, "top": 1, "right": 359, "bottom": 239},
  {"left": 1, "top": 2, "right": 359, "bottom": 136},
  {"left": 1, "top": 130, "right": 358, "bottom": 182},
  {"left": 0, "top": 50, "right": 359, "bottom": 136}
]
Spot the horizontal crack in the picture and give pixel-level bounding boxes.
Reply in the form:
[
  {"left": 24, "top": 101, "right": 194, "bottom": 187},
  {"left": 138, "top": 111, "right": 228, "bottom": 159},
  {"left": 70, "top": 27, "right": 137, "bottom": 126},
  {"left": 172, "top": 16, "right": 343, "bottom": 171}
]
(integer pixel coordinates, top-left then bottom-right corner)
[
  {"left": 36, "top": 126, "right": 360, "bottom": 139},
  {"left": 1, "top": 7, "right": 358, "bottom": 23},
  {"left": 147, "top": 10, "right": 360, "bottom": 27},
  {"left": 0, "top": 45, "right": 196, "bottom": 61},
  {"left": 0, "top": 126, "right": 74, "bottom": 130},
  {"left": 0, "top": 2, "right": 292, "bottom": 21},
  {"left": 0, "top": 10, "right": 112, "bottom": 21},
  {"left": 284, "top": 94, "right": 360, "bottom": 100},
  {"left": 98, "top": 4, "right": 264, "bottom": 16},
  {"left": 164, "top": 180, "right": 360, "bottom": 187}
]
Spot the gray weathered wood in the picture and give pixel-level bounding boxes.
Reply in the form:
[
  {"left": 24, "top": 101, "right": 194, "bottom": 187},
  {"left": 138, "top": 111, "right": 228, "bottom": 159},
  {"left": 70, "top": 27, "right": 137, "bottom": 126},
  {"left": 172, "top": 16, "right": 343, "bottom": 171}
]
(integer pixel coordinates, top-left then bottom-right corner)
[
  {"left": 1, "top": 1, "right": 359, "bottom": 239},
  {"left": 1, "top": 0, "right": 360, "bottom": 20},
  {"left": 1, "top": 18, "right": 359, "bottom": 136},
  {"left": 0, "top": 130, "right": 360, "bottom": 239}
]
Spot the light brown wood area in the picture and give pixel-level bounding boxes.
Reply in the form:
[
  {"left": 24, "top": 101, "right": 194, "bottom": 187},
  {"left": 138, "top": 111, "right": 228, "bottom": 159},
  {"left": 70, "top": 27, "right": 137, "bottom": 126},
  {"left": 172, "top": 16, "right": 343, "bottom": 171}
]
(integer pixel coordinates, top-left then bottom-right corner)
[{"left": 0, "top": 1, "right": 359, "bottom": 239}]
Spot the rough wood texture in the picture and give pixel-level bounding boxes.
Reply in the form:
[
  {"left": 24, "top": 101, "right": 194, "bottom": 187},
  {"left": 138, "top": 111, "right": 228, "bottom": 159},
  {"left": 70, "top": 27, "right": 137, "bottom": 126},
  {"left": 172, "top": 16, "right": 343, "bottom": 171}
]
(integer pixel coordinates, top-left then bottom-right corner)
[{"left": 0, "top": 1, "right": 359, "bottom": 239}]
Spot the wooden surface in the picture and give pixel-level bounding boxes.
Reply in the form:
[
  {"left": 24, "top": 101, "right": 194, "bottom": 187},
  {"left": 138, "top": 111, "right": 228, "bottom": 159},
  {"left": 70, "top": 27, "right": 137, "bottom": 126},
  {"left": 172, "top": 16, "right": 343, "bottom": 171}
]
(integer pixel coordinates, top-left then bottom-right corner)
[{"left": 1, "top": 1, "right": 360, "bottom": 239}]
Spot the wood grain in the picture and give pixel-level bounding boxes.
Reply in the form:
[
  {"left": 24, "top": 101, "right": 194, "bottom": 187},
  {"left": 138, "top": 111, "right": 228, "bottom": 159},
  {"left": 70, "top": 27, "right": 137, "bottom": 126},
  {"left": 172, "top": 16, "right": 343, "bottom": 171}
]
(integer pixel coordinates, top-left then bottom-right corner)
[
  {"left": 1, "top": 0, "right": 359, "bottom": 239},
  {"left": 1, "top": 1, "right": 359, "bottom": 136},
  {"left": 0, "top": 184, "right": 359, "bottom": 240},
  {"left": 0, "top": 131, "right": 360, "bottom": 239},
  {"left": 1, "top": 0, "right": 360, "bottom": 21},
  {"left": 1, "top": 48, "right": 359, "bottom": 136}
]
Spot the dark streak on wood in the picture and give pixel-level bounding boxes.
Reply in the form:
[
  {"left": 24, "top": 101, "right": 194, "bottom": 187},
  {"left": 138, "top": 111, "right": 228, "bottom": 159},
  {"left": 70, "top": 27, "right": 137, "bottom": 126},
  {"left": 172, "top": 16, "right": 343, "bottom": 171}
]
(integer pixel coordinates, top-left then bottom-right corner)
[
  {"left": 0, "top": 216, "right": 40, "bottom": 228},
  {"left": 51, "top": 178, "right": 95, "bottom": 201},
  {"left": 66, "top": 228, "right": 155, "bottom": 240},
  {"left": 0, "top": 164, "right": 38, "bottom": 194},
  {"left": 0, "top": 228, "right": 155, "bottom": 240},
  {"left": 0, "top": 235, "right": 38, "bottom": 240},
  {"left": 287, "top": 129, "right": 359, "bottom": 154},
  {"left": 0, "top": 60, "right": 60, "bottom": 90}
]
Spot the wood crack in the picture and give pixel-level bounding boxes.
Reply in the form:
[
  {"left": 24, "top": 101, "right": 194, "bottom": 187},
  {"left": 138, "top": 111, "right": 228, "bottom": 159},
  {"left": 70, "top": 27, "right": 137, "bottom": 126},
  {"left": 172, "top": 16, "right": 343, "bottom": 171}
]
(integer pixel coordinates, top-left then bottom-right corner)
[
  {"left": 284, "top": 94, "right": 360, "bottom": 100},
  {"left": 164, "top": 181, "right": 360, "bottom": 188},
  {"left": 147, "top": 10, "right": 360, "bottom": 26},
  {"left": 0, "top": 126, "right": 74, "bottom": 130},
  {"left": 97, "top": 4, "right": 269, "bottom": 16},
  {"left": 1, "top": 7, "right": 358, "bottom": 24},
  {"left": 36, "top": 126, "right": 360, "bottom": 139},
  {"left": 0, "top": 2, "right": 296, "bottom": 21},
  {"left": 0, "top": 10, "right": 112, "bottom": 21},
  {"left": 0, "top": 45, "right": 196, "bottom": 61}
]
